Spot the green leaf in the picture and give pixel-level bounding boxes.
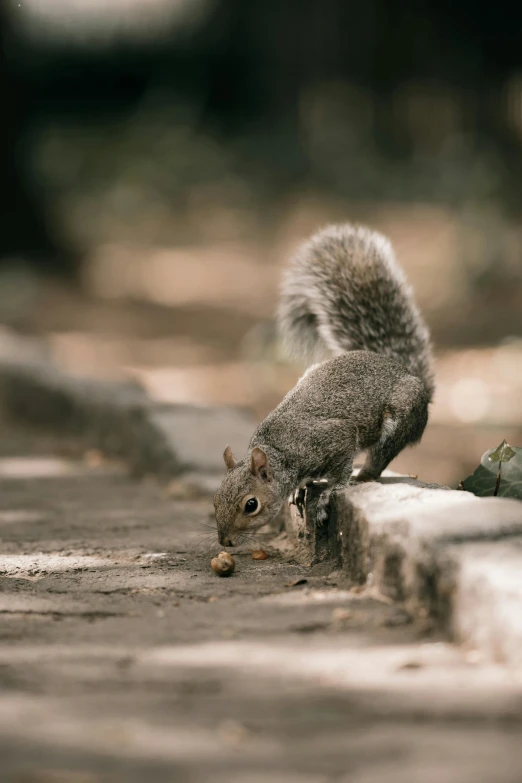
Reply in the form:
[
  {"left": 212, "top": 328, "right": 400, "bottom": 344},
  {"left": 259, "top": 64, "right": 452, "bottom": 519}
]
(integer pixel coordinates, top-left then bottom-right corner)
[
  {"left": 462, "top": 441, "right": 522, "bottom": 500},
  {"left": 488, "top": 439, "right": 516, "bottom": 464}
]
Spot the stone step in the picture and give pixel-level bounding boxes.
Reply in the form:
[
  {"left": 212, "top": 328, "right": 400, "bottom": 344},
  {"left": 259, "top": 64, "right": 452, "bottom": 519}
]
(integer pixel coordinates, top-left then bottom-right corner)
[{"left": 285, "top": 475, "right": 522, "bottom": 666}]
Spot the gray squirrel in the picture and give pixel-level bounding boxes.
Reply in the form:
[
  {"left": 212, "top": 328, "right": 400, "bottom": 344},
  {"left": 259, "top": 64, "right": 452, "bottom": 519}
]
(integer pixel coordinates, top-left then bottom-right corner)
[{"left": 214, "top": 223, "right": 435, "bottom": 547}]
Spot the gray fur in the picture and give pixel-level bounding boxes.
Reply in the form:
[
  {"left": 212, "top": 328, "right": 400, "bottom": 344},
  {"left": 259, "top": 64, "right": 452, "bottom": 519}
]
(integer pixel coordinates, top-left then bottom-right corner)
[
  {"left": 214, "top": 222, "right": 435, "bottom": 545},
  {"left": 278, "top": 223, "right": 435, "bottom": 399}
]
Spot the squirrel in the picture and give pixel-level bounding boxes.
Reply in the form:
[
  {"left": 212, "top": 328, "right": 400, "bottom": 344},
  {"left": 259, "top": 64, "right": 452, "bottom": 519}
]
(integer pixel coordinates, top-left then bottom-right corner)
[{"left": 214, "top": 223, "right": 435, "bottom": 547}]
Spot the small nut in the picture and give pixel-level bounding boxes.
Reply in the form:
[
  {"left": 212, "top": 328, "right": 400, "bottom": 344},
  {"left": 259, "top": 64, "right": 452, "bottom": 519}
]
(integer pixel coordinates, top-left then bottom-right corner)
[
  {"left": 250, "top": 548, "right": 268, "bottom": 560},
  {"left": 211, "top": 551, "right": 236, "bottom": 577}
]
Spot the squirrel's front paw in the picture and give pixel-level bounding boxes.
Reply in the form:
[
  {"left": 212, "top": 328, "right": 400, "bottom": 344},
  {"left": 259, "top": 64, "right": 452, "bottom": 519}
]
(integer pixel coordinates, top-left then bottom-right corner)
[{"left": 290, "top": 478, "right": 329, "bottom": 519}]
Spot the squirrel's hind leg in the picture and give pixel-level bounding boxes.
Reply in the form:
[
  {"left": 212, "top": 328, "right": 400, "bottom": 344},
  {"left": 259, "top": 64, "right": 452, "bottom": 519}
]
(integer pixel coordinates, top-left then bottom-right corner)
[{"left": 357, "top": 384, "right": 429, "bottom": 481}]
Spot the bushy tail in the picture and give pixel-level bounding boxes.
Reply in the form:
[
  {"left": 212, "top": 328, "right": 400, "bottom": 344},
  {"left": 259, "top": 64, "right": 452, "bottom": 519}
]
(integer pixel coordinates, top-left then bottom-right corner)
[{"left": 277, "top": 223, "right": 435, "bottom": 400}]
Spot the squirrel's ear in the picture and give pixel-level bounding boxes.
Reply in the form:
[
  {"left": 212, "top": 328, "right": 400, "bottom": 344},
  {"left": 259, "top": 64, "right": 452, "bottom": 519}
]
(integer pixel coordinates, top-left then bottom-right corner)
[
  {"left": 250, "top": 447, "right": 272, "bottom": 481},
  {"left": 223, "top": 445, "right": 237, "bottom": 471}
]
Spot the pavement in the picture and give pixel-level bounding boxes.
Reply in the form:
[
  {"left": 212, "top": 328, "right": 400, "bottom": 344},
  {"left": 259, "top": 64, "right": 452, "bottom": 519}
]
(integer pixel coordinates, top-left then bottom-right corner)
[{"left": 1, "top": 422, "right": 522, "bottom": 782}]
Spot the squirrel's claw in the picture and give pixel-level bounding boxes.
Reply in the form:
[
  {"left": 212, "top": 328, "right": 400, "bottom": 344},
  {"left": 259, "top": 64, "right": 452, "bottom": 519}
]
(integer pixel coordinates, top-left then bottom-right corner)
[
  {"left": 295, "top": 486, "right": 306, "bottom": 519},
  {"left": 291, "top": 478, "right": 329, "bottom": 519},
  {"left": 288, "top": 485, "right": 306, "bottom": 518}
]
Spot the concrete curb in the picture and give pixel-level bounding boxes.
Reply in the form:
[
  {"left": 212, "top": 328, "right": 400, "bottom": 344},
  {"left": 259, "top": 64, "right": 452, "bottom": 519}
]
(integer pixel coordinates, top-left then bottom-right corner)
[
  {"left": 0, "top": 336, "right": 255, "bottom": 490},
  {"left": 287, "top": 478, "right": 522, "bottom": 666}
]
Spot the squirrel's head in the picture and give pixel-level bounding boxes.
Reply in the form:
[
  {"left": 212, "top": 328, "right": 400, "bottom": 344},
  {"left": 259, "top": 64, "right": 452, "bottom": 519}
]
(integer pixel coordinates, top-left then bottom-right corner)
[{"left": 213, "top": 445, "right": 283, "bottom": 547}]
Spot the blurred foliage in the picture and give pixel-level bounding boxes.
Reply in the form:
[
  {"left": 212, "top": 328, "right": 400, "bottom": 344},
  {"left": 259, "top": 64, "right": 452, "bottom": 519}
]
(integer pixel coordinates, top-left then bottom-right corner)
[{"left": 3, "top": 0, "right": 522, "bottom": 274}]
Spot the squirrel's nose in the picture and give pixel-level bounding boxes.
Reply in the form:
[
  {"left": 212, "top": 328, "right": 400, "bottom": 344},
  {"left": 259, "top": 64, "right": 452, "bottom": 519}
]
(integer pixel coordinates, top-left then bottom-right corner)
[{"left": 220, "top": 535, "right": 235, "bottom": 547}]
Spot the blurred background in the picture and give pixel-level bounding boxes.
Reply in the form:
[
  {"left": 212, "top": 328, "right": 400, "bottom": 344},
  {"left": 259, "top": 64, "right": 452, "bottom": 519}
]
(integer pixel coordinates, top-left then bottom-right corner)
[{"left": 2, "top": 0, "right": 522, "bottom": 486}]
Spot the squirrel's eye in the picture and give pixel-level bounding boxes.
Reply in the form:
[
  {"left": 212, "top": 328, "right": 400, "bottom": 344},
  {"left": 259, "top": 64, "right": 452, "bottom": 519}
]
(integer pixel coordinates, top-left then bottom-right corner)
[{"left": 244, "top": 497, "right": 259, "bottom": 515}]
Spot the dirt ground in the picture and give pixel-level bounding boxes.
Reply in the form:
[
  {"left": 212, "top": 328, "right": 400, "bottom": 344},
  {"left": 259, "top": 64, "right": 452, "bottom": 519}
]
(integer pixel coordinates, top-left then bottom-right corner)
[{"left": 0, "top": 423, "right": 521, "bottom": 783}]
